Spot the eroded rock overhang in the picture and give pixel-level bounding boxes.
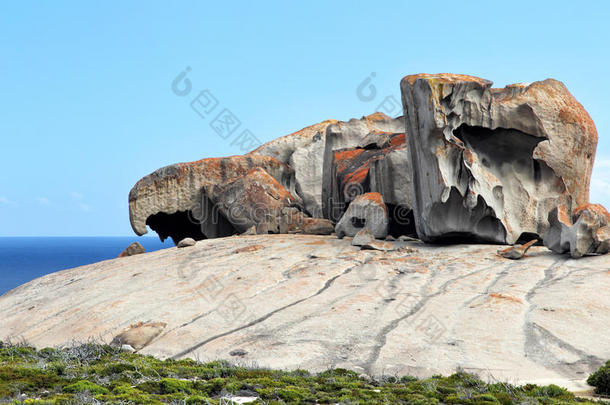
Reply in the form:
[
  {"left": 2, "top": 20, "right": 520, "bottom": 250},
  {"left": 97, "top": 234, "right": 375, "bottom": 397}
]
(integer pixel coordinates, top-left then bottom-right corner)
[
  {"left": 128, "top": 155, "right": 297, "bottom": 242},
  {"left": 400, "top": 73, "right": 598, "bottom": 244}
]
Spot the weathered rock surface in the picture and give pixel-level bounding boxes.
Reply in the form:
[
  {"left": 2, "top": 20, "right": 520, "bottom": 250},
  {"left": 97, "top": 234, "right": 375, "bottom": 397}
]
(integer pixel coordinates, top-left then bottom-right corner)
[
  {"left": 129, "top": 155, "right": 297, "bottom": 243},
  {"left": 118, "top": 242, "right": 145, "bottom": 258},
  {"left": 250, "top": 113, "right": 404, "bottom": 218},
  {"left": 336, "top": 192, "right": 389, "bottom": 239},
  {"left": 401, "top": 74, "right": 598, "bottom": 244},
  {"left": 206, "top": 167, "right": 300, "bottom": 234},
  {"left": 325, "top": 133, "right": 413, "bottom": 232},
  {"left": 544, "top": 204, "right": 610, "bottom": 258},
  {"left": 2, "top": 234, "right": 609, "bottom": 391}
]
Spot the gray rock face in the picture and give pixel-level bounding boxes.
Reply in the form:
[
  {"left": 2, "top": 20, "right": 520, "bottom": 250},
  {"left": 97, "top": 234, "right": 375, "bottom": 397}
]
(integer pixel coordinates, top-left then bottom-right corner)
[
  {"left": 118, "top": 242, "right": 145, "bottom": 258},
  {"left": 401, "top": 74, "right": 598, "bottom": 244},
  {"left": 324, "top": 133, "right": 412, "bottom": 231},
  {"left": 335, "top": 193, "right": 389, "bottom": 239},
  {"left": 177, "top": 238, "right": 196, "bottom": 248},
  {"left": 544, "top": 204, "right": 610, "bottom": 258},
  {"left": 351, "top": 228, "right": 376, "bottom": 246},
  {"left": 250, "top": 113, "right": 403, "bottom": 218},
  {"left": 2, "top": 234, "right": 610, "bottom": 391}
]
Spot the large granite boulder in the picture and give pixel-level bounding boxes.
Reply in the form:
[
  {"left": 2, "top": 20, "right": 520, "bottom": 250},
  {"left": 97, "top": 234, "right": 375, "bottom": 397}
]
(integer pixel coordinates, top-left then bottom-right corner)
[
  {"left": 544, "top": 203, "right": 610, "bottom": 258},
  {"left": 206, "top": 167, "right": 301, "bottom": 234},
  {"left": 128, "top": 155, "right": 297, "bottom": 243},
  {"left": 401, "top": 74, "right": 598, "bottom": 244},
  {"left": 249, "top": 113, "right": 403, "bottom": 218}
]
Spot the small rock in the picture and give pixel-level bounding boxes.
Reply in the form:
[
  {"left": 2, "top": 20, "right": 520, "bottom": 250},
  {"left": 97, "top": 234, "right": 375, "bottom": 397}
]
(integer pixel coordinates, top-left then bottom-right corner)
[
  {"left": 230, "top": 349, "right": 248, "bottom": 357},
  {"left": 352, "top": 228, "right": 376, "bottom": 246},
  {"left": 242, "top": 226, "right": 257, "bottom": 235},
  {"left": 221, "top": 396, "right": 259, "bottom": 404},
  {"left": 120, "top": 344, "right": 136, "bottom": 353},
  {"left": 385, "top": 235, "right": 396, "bottom": 241},
  {"left": 302, "top": 218, "right": 335, "bottom": 235},
  {"left": 111, "top": 321, "right": 167, "bottom": 350},
  {"left": 279, "top": 207, "right": 334, "bottom": 235},
  {"left": 335, "top": 192, "right": 389, "bottom": 239},
  {"left": 177, "top": 238, "right": 196, "bottom": 248},
  {"left": 118, "top": 242, "right": 145, "bottom": 258},
  {"left": 497, "top": 239, "right": 538, "bottom": 260}
]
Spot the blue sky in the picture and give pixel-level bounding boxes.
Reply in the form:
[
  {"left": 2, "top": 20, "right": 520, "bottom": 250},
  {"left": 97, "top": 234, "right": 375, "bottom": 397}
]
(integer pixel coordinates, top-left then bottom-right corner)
[{"left": 0, "top": 1, "right": 608, "bottom": 236}]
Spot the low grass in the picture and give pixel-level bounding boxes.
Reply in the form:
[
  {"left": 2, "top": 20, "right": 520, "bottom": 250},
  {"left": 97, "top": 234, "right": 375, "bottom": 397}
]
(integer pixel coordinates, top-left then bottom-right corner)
[{"left": 0, "top": 341, "right": 607, "bottom": 404}]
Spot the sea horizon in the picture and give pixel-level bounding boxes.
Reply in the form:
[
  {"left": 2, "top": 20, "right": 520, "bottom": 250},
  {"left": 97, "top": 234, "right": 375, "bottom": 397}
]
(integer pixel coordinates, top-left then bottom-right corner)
[{"left": 0, "top": 236, "right": 173, "bottom": 296}]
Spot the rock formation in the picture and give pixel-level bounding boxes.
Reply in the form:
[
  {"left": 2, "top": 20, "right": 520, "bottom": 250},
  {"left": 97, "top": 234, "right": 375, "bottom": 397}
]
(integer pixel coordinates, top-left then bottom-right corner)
[
  {"left": 544, "top": 204, "right": 610, "bottom": 258},
  {"left": 249, "top": 113, "right": 404, "bottom": 218},
  {"left": 129, "top": 73, "right": 607, "bottom": 257},
  {"left": 401, "top": 74, "right": 598, "bottom": 244},
  {"left": 325, "top": 132, "right": 414, "bottom": 235},
  {"left": 129, "top": 155, "right": 298, "bottom": 243},
  {"left": 129, "top": 113, "right": 405, "bottom": 244}
]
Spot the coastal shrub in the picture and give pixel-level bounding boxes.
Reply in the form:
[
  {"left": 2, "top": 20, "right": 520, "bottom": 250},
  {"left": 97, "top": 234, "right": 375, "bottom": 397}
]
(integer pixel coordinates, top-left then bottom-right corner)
[
  {"left": 158, "top": 377, "right": 193, "bottom": 394},
  {"left": 2, "top": 343, "right": 608, "bottom": 404},
  {"left": 588, "top": 360, "right": 610, "bottom": 395},
  {"left": 63, "top": 380, "right": 109, "bottom": 395},
  {"left": 529, "top": 383, "right": 573, "bottom": 399}
]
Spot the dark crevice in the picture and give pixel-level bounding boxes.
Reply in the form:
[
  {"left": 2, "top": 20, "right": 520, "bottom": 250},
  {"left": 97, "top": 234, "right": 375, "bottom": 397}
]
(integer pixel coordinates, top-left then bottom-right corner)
[
  {"left": 426, "top": 188, "right": 506, "bottom": 244},
  {"left": 515, "top": 232, "right": 542, "bottom": 245},
  {"left": 351, "top": 217, "right": 366, "bottom": 228},
  {"left": 386, "top": 203, "right": 417, "bottom": 237},
  {"left": 146, "top": 210, "right": 237, "bottom": 245}
]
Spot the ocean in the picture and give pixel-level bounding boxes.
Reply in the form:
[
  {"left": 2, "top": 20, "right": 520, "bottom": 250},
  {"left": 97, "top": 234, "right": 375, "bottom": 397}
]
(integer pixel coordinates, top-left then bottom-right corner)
[{"left": 0, "top": 237, "right": 174, "bottom": 296}]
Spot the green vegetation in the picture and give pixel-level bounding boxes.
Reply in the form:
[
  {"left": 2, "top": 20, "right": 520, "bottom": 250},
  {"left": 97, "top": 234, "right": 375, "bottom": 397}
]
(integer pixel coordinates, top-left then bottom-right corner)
[
  {"left": 0, "top": 341, "right": 608, "bottom": 404},
  {"left": 588, "top": 360, "right": 610, "bottom": 395}
]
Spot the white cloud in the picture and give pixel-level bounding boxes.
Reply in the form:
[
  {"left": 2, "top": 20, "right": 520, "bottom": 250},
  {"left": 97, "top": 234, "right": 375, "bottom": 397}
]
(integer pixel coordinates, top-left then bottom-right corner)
[
  {"left": 0, "top": 196, "right": 15, "bottom": 205},
  {"left": 35, "top": 197, "right": 50, "bottom": 206}
]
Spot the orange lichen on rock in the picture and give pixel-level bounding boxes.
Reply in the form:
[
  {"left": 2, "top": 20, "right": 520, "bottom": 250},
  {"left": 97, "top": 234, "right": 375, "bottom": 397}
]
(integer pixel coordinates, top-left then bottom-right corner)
[
  {"left": 489, "top": 293, "right": 523, "bottom": 304},
  {"left": 343, "top": 166, "right": 370, "bottom": 186},
  {"left": 233, "top": 245, "right": 265, "bottom": 254},
  {"left": 573, "top": 203, "right": 610, "bottom": 221},
  {"left": 402, "top": 73, "right": 492, "bottom": 87}
]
